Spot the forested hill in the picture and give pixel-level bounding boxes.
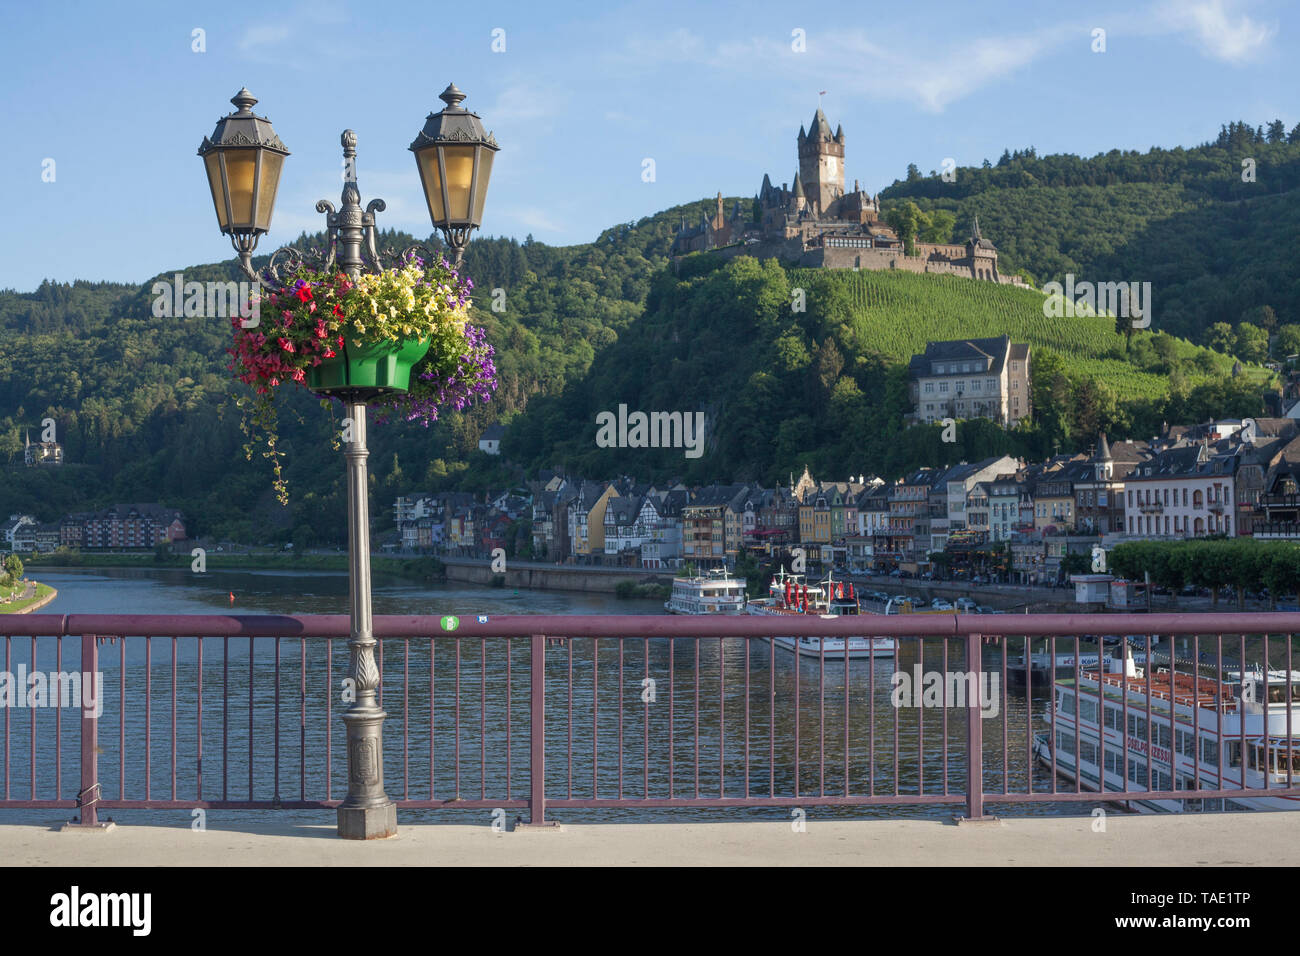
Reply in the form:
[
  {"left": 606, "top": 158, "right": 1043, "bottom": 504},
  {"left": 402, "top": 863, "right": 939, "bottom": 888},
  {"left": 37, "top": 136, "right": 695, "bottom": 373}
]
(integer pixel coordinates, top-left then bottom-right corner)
[
  {"left": 1, "top": 117, "right": 1295, "bottom": 544},
  {"left": 0, "top": 200, "right": 734, "bottom": 544},
  {"left": 501, "top": 257, "right": 1270, "bottom": 484},
  {"left": 879, "top": 119, "right": 1300, "bottom": 341}
]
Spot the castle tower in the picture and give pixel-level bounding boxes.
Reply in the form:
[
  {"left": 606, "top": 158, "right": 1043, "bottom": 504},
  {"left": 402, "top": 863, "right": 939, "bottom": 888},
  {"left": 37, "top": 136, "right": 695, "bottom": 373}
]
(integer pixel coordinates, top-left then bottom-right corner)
[{"left": 797, "top": 108, "right": 845, "bottom": 216}]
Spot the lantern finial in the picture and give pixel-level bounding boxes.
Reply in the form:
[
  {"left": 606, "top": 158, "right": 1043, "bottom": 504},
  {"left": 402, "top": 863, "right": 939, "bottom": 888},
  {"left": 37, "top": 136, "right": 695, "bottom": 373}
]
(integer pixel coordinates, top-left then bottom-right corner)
[
  {"left": 231, "top": 88, "right": 258, "bottom": 113},
  {"left": 438, "top": 83, "right": 466, "bottom": 110}
]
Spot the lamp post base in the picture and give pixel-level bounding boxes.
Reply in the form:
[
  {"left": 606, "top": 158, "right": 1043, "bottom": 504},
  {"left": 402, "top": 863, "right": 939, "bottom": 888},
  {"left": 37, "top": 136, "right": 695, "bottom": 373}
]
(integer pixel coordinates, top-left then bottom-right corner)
[{"left": 337, "top": 802, "right": 398, "bottom": 840}]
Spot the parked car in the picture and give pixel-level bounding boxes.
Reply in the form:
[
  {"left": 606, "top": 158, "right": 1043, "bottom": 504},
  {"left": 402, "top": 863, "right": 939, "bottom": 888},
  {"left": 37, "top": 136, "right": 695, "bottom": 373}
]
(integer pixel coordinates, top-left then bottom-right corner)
[
  {"left": 872, "top": 591, "right": 890, "bottom": 603},
  {"left": 971, "top": 574, "right": 986, "bottom": 584},
  {"left": 954, "top": 597, "right": 978, "bottom": 611},
  {"left": 976, "top": 606, "right": 1004, "bottom": 614},
  {"left": 930, "top": 598, "right": 954, "bottom": 611},
  {"left": 891, "top": 595, "right": 913, "bottom": 607},
  {"left": 889, "top": 569, "right": 903, "bottom": 578}
]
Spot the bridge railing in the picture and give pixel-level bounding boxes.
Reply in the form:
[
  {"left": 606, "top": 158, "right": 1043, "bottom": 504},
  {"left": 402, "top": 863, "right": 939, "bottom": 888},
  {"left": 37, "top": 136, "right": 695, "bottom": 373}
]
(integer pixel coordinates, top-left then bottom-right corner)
[{"left": 1, "top": 613, "right": 1297, "bottom": 827}]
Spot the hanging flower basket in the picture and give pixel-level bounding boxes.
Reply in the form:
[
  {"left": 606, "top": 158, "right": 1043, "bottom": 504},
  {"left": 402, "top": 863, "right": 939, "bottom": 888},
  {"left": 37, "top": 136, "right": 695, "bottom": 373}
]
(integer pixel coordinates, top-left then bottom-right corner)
[
  {"left": 228, "top": 251, "right": 497, "bottom": 502},
  {"left": 305, "top": 334, "right": 432, "bottom": 394}
]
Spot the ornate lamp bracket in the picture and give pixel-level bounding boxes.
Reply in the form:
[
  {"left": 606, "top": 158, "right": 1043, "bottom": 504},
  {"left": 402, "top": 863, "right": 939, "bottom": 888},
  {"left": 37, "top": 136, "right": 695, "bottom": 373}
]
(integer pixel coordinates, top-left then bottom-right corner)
[{"left": 241, "top": 130, "right": 391, "bottom": 291}]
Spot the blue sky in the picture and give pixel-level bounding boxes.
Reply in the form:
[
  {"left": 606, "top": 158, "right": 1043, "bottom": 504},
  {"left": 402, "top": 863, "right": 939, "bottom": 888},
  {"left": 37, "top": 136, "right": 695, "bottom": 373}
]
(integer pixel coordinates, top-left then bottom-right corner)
[{"left": 1, "top": 0, "right": 1293, "bottom": 291}]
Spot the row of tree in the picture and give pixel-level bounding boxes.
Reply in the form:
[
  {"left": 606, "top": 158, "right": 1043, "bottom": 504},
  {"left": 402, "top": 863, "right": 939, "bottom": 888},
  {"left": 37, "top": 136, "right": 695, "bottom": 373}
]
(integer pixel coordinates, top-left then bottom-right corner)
[{"left": 1108, "top": 539, "right": 1300, "bottom": 609}]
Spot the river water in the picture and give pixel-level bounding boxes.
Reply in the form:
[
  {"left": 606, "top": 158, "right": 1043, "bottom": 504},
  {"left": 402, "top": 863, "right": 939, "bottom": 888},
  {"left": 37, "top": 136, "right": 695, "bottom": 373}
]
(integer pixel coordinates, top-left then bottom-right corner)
[{"left": 1, "top": 567, "right": 1089, "bottom": 827}]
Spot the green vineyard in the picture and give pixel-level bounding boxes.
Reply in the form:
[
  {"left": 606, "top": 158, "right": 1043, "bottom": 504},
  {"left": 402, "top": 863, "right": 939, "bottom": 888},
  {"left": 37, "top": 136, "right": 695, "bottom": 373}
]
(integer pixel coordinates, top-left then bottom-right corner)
[{"left": 785, "top": 267, "right": 1245, "bottom": 403}]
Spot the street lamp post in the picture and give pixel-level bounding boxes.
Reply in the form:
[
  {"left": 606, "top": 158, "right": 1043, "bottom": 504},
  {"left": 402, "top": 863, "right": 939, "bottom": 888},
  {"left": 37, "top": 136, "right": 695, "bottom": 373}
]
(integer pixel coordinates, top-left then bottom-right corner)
[{"left": 199, "top": 84, "right": 496, "bottom": 839}]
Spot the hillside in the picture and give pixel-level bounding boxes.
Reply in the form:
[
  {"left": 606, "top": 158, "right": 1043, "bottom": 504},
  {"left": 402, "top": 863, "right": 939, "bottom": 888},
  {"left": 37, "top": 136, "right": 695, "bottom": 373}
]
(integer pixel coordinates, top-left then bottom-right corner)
[
  {"left": 3, "top": 116, "right": 1296, "bottom": 543},
  {"left": 503, "top": 257, "right": 1270, "bottom": 484},
  {"left": 881, "top": 121, "right": 1300, "bottom": 342}
]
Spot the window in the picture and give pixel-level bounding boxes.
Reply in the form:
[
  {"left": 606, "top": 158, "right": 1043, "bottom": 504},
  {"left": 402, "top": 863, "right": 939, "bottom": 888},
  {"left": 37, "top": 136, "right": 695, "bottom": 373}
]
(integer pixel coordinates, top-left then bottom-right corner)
[
  {"left": 1011, "top": 362, "right": 1020, "bottom": 372},
  {"left": 924, "top": 382, "right": 934, "bottom": 393},
  {"left": 986, "top": 378, "right": 996, "bottom": 390},
  {"left": 1012, "top": 380, "right": 1020, "bottom": 389},
  {"left": 1128, "top": 490, "right": 1133, "bottom": 507},
  {"left": 939, "top": 382, "right": 949, "bottom": 393},
  {"left": 1056, "top": 729, "right": 1077, "bottom": 757},
  {"left": 969, "top": 380, "right": 981, "bottom": 392}
]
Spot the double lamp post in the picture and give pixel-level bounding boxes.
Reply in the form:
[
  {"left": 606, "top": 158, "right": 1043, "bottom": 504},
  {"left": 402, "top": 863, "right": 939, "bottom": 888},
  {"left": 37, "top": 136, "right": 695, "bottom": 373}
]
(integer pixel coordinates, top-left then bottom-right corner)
[{"left": 196, "top": 84, "right": 498, "bottom": 838}]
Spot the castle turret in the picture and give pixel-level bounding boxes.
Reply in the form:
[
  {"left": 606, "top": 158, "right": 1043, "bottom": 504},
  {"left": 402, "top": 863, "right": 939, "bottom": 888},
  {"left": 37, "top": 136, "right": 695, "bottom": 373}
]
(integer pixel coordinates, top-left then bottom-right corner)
[{"left": 798, "top": 107, "right": 844, "bottom": 215}]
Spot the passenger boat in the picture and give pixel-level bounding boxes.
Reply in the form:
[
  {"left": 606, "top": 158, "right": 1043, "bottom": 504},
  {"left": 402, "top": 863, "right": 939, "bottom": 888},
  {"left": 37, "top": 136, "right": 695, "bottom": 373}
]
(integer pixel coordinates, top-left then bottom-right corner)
[
  {"left": 663, "top": 567, "right": 747, "bottom": 615},
  {"left": 1033, "top": 649, "right": 1300, "bottom": 812},
  {"left": 746, "top": 567, "right": 894, "bottom": 659}
]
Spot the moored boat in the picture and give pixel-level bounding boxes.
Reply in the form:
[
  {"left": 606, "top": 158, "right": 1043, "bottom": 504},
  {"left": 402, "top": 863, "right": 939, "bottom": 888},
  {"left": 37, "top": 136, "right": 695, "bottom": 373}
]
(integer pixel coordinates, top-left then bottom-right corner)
[
  {"left": 746, "top": 567, "right": 894, "bottom": 658},
  {"left": 1034, "top": 649, "right": 1300, "bottom": 812},
  {"left": 663, "top": 567, "right": 747, "bottom": 615}
]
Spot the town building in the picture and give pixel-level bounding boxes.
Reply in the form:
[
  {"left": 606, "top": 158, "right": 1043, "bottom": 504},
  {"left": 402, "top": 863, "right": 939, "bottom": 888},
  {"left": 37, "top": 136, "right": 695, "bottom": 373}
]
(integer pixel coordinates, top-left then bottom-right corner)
[
  {"left": 908, "top": 336, "right": 1031, "bottom": 427},
  {"left": 60, "top": 504, "right": 186, "bottom": 550}
]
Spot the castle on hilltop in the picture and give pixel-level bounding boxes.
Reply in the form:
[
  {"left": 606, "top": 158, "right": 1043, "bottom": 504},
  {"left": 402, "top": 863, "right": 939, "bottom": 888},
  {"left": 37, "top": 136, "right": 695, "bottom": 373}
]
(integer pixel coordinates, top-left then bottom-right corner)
[{"left": 671, "top": 108, "right": 1024, "bottom": 286}]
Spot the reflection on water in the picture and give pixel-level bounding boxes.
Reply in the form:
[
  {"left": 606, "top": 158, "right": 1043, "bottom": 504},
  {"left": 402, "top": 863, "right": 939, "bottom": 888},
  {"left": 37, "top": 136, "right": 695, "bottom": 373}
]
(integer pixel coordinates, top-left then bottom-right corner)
[{"left": 1, "top": 568, "right": 1096, "bottom": 826}]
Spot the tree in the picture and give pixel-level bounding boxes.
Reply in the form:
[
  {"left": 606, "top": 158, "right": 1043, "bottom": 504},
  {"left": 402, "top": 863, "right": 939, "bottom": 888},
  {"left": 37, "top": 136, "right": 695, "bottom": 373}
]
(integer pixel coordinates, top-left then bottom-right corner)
[
  {"left": 1274, "top": 324, "right": 1300, "bottom": 360},
  {"left": 917, "top": 209, "right": 956, "bottom": 243},
  {"left": 1205, "top": 322, "right": 1235, "bottom": 353},
  {"left": 883, "top": 201, "right": 923, "bottom": 255},
  {"left": 1240, "top": 304, "right": 1278, "bottom": 333},
  {"left": 4, "top": 554, "right": 23, "bottom": 582},
  {"left": 1233, "top": 322, "right": 1269, "bottom": 363}
]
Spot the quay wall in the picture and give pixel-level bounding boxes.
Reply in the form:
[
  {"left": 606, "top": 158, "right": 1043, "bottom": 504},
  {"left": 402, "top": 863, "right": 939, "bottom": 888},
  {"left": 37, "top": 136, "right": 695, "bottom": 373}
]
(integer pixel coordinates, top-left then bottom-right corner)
[{"left": 439, "top": 557, "right": 673, "bottom": 594}]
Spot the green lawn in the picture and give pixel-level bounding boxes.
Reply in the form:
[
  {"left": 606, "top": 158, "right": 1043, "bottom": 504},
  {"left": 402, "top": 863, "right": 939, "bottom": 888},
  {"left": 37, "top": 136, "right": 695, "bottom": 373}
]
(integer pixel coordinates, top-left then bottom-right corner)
[{"left": 0, "top": 582, "right": 54, "bottom": 614}]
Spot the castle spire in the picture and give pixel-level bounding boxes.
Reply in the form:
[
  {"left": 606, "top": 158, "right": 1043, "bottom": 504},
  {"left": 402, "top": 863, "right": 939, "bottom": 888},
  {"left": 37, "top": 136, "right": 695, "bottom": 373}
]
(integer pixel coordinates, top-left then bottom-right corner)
[{"left": 972, "top": 215, "right": 982, "bottom": 239}]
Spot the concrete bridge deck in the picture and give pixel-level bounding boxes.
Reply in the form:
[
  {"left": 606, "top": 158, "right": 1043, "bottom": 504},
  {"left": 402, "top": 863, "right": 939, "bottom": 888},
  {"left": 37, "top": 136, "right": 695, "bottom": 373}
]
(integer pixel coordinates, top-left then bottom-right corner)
[{"left": 7, "top": 813, "right": 1295, "bottom": 866}]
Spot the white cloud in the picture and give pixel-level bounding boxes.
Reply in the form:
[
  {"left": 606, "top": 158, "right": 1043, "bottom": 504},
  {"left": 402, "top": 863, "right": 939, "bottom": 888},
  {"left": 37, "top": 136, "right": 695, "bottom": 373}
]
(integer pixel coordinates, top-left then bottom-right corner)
[
  {"left": 500, "top": 206, "right": 564, "bottom": 234},
  {"left": 488, "top": 82, "right": 562, "bottom": 124},
  {"left": 1158, "top": 0, "right": 1276, "bottom": 63}
]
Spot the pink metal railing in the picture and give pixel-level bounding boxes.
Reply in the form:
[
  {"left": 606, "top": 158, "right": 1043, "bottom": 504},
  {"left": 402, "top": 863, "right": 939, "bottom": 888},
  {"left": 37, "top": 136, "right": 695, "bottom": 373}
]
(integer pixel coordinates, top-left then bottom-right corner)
[{"left": 1, "top": 612, "right": 1297, "bottom": 826}]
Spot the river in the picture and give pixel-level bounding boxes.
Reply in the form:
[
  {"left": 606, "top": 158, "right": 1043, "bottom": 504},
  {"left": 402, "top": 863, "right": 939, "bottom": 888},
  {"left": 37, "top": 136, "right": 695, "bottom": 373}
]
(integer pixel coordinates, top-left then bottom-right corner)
[{"left": 0, "top": 567, "right": 1091, "bottom": 826}]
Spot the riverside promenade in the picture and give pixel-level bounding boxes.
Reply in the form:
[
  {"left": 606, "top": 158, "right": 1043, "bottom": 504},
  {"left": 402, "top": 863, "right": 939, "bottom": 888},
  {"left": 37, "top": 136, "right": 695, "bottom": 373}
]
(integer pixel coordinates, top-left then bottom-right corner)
[{"left": 4, "top": 813, "right": 1295, "bottom": 866}]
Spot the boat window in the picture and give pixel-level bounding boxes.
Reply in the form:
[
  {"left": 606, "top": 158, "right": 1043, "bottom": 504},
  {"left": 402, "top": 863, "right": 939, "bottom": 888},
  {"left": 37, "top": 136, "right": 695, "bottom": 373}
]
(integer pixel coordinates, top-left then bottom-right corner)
[
  {"left": 1202, "top": 738, "right": 1219, "bottom": 767},
  {"left": 1104, "top": 706, "right": 1122, "bottom": 731},
  {"left": 1126, "top": 713, "right": 1147, "bottom": 738},
  {"left": 1267, "top": 683, "right": 1296, "bottom": 704},
  {"left": 1225, "top": 741, "right": 1241, "bottom": 769}
]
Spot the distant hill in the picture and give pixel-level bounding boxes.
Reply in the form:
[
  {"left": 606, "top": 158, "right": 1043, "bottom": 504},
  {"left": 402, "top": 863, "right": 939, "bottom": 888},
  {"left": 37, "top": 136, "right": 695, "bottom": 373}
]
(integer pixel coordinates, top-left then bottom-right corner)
[
  {"left": 1, "top": 118, "right": 1295, "bottom": 541},
  {"left": 502, "top": 256, "right": 1270, "bottom": 484},
  {"left": 880, "top": 120, "right": 1300, "bottom": 341}
]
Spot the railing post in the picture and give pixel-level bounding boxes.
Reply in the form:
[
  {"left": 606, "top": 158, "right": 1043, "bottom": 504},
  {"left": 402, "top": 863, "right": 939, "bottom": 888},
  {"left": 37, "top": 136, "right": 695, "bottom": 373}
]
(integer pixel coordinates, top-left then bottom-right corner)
[
  {"left": 958, "top": 630, "right": 997, "bottom": 824},
  {"left": 518, "top": 632, "right": 559, "bottom": 829},
  {"left": 64, "top": 633, "right": 112, "bottom": 831}
]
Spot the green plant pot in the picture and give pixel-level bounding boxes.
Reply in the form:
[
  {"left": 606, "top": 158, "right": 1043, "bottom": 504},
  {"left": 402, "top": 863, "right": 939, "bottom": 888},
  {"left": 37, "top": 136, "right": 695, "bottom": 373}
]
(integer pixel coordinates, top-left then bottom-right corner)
[{"left": 306, "top": 335, "right": 431, "bottom": 396}]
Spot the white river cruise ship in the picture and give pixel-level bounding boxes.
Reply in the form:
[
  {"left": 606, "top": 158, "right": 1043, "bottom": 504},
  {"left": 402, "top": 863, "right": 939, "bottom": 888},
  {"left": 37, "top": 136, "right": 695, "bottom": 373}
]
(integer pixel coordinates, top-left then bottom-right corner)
[
  {"left": 1034, "top": 649, "right": 1300, "bottom": 812},
  {"left": 663, "top": 568, "right": 747, "bottom": 615}
]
